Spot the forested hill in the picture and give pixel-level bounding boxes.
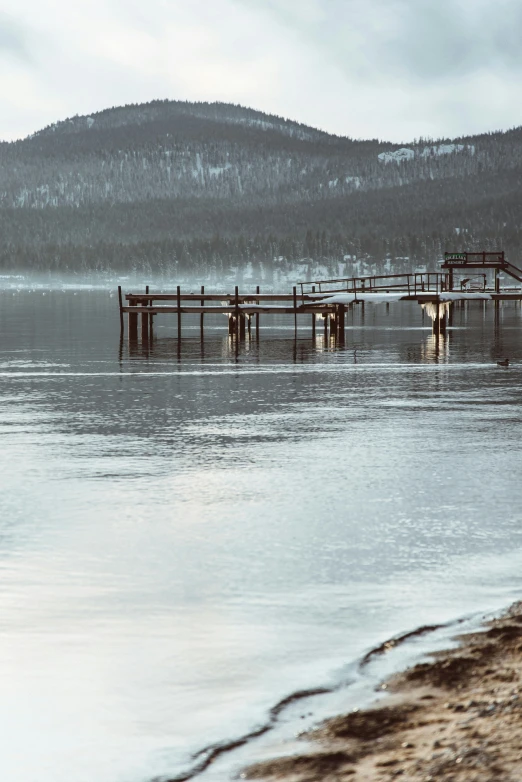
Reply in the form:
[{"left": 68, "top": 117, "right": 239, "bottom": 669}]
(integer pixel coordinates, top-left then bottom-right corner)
[{"left": 1, "top": 99, "right": 522, "bottom": 278}]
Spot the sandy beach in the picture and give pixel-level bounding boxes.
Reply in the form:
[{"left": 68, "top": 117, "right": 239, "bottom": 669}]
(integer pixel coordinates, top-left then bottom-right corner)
[{"left": 245, "top": 602, "right": 522, "bottom": 782}]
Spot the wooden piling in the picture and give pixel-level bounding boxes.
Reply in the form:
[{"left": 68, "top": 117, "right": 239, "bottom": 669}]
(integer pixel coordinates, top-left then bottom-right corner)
[
  {"left": 293, "top": 286, "right": 297, "bottom": 338},
  {"left": 311, "top": 286, "right": 316, "bottom": 339},
  {"left": 141, "top": 308, "right": 149, "bottom": 341},
  {"left": 200, "top": 285, "right": 205, "bottom": 339},
  {"left": 234, "top": 286, "right": 239, "bottom": 340},
  {"left": 118, "top": 286, "right": 124, "bottom": 334},
  {"left": 240, "top": 314, "right": 246, "bottom": 340},
  {"left": 146, "top": 284, "right": 153, "bottom": 337},
  {"left": 338, "top": 304, "right": 345, "bottom": 343},
  {"left": 177, "top": 285, "right": 181, "bottom": 338},
  {"left": 141, "top": 285, "right": 150, "bottom": 341},
  {"left": 256, "top": 285, "right": 260, "bottom": 339},
  {"left": 129, "top": 297, "right": 138, "bottom": 340}
]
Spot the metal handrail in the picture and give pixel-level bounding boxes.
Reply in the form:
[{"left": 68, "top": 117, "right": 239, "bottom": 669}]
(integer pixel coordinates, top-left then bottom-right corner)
[{"left": 298, "top": 272, "right": 447, "bottom": 295}]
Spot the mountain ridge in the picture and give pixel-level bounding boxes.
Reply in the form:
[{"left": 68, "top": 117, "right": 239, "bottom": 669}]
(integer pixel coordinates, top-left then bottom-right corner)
[{"left": 1, "top": 100, "right": 521, "bottom": 277}]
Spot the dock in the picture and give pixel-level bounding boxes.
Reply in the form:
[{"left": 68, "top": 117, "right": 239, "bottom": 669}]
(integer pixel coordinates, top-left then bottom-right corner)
[{"left": 118, "top": 252, "right": 522, "bottom": 343}]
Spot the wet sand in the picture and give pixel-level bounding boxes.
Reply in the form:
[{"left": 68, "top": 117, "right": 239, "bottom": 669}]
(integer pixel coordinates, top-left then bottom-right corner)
[{"left": 244, "top": 602, "right": 522, "bottom": 782}]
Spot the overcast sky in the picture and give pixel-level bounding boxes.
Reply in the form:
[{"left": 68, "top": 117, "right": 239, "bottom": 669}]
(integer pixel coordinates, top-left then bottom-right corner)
[{"left": 1, "top": 0, "right": 521, "bottom": 143}]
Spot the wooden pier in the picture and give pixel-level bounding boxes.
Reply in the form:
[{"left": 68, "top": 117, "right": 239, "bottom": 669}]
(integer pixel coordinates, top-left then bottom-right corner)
[{"left": 118, "top": 254, "right": 522, "bottom": 343}]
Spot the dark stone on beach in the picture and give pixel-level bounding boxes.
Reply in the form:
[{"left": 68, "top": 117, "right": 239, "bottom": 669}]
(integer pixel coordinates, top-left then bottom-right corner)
[
  {"left": 317, "top": 704, "right": 419, "bottom": 741},
  {"left": 246, "top": 750, "right": 356, "bottom": 779},
  {"left": 405, "top": 655, "right": 478, "bottom": 688}
]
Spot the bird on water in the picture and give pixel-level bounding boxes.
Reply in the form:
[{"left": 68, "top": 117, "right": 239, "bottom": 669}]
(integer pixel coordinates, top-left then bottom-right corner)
[{"left": 497, "top": 358, "right": 510, "bottom": 367}]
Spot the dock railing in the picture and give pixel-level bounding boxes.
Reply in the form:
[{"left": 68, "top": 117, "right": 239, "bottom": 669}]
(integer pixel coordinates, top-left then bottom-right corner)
[{"left": 298, "top": 272, "right": 449, "bottom": 299}]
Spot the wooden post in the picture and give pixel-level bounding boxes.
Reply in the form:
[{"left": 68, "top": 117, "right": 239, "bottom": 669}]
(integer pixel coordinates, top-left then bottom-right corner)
[
  {"left": 311, "top": 285, "right": 316, "bottom": 339},
  {"left": 141, "top": 308, "right": 149, "bottom": 341},
  {"left": 200, "top": 285, "right": 205, "bottom": 340},
  {"left": 141, "top": 284, "right": 149, "bottom": 341},
  {"left": 495, "top": 269, "right": 500, "bottom": 293},
  {"left": 118, "top": 286, "right": 124, "bottom": 335},
  {"left": 234, "top": 286, "right": 239, "bottom": 340},
  {"left": 256, "top": 285, "right": 260, "bottom": 339},
  {"left": 293, "top": 286, "right": 297, "bottom": 339},
  {"left": 145, "top": 285, "right": 154, "bottom": 337},
  {"left": 323, "top": 314, "right": 328, "bottom": 339},
  {"left": 240, "top": 314, "right": 246, "bottom": 340},
  {"left": 177, "top": 285, "right": 181, "bottom": 338},
  {"left": 338, "top": 304, "right": 345, "bottom": 344},
  {"left": 129, "top": 297, "right": 138, "bottom": 341}
]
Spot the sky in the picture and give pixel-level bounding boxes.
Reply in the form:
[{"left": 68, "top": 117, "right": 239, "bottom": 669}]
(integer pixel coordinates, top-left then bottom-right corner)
[{"left": 1, "top": 0, "right": 522, "bottom": 143}]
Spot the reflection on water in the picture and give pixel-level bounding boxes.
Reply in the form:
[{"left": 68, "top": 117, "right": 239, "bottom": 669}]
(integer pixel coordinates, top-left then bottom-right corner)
[{"left": 1, "top": 290, "right": 522, "bottom": 782}]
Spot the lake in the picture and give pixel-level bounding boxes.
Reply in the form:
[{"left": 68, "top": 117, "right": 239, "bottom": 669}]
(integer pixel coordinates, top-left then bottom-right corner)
[{"left": 1, "top": 282, "right": 522, "bottom": 782}]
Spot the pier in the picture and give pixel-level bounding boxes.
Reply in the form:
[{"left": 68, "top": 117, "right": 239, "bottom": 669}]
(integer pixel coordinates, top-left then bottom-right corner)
[{"left": 118, "top": 252, "right": 522, "bottom": 343}]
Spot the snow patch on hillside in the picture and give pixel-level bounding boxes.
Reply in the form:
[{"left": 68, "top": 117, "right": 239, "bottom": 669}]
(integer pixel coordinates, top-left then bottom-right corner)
[
  {"left": 378, "top": 148, "right": 415, "bottom": 164},
  {"left": 421, "top": 143, "right": 474, "bottom": 157},
  {"left": 378, "top": 143, "right": 475, "bottom": 164}
]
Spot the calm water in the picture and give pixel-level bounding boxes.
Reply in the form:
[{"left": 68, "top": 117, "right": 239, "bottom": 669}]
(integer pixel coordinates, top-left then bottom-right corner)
[{"left": 1, "top": 285, "right": 522, "bottom": 782}]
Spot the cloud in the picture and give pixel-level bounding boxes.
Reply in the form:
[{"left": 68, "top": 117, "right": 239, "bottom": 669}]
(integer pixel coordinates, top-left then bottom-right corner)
[
  {"left": 1, "top": 0, "right": 522, "bottom": 142},
  {"left": 0, "top": 12, "right": 30, "bottom": 61},
  {"left": 241, "top": 0, "right": 522, "bottom": 83}
]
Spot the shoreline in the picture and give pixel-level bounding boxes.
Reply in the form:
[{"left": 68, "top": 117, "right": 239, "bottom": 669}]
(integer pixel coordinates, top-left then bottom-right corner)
[{"left": 244, "top": 601, "right": 522, "bottom": 781}]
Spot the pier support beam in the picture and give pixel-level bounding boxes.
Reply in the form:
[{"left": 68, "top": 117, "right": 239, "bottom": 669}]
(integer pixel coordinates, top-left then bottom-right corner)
[
  {"left": 200, "top": 285, "right": 205, "bottom": 340},
  {"left": 293, "top": 286, "right": 297, "bottom": 339},
  {"left": 129, "top": 298, "right": 138, "bottom": 341},
  {"left": 311, "top": 286, "right": 316, "bottom": 339},
  {"left": 432, "top": 303, "right": 447, "bottom": 334},
  {"left": 337, "top": 304, "right": 345, "bottom": 344},
  {"left": 234, "top": 286, "right": 239, "bottom": 341},
  {"left": 177, "top": 286, "right": 181, "bottom": 338},
  {"left": 141, "top": 309, "right": 149, "bottom": 341},
  {"left": 256, "top": 285, "right": 260, "bottom": 339},
  {"left": 118, "top": 286, "right": 124, "bottom": 335}
]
